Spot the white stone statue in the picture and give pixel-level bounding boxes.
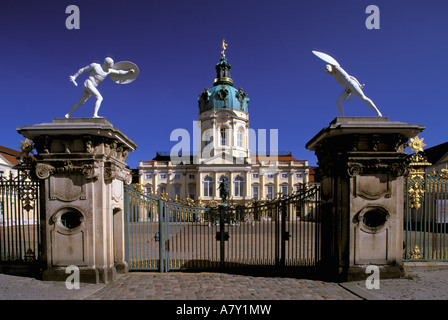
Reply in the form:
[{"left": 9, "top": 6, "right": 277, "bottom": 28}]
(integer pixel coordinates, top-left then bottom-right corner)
[
  {"left": 65, "top": 57, "right": 138, "bottom": 118},
  {"left": 313, "top": 51, "right": 382, "bottom": 117}
]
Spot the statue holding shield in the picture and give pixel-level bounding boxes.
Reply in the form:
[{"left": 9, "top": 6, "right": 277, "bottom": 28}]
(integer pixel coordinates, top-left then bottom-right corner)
[{"left": 65, "top": 57, "right": 139, "bottom": 118}]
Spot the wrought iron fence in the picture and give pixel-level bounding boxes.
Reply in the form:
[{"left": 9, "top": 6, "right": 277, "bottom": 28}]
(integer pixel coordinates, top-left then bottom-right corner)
[
  {"left": 221, "top": 187, "right": 321, "bottom": 268},
  {"left": 0, "top": 157, "right": 42, "bottom": 266},
  {"left": 124, "top": 185, "right": 321, "bottom": 272},
  {"left": 124, "top": 186, "right": 213, "bottom": 271},
  {"left": 405, "top": 166, "right": 448, "bottom": 261},
  {"left": 403, "top": 136, "right": 448, "bottom": 261}
]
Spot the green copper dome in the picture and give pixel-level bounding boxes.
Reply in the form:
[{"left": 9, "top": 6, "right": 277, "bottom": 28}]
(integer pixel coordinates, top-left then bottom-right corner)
[{"left": 198, "top": 51, "right": 249, "bottom": 114}]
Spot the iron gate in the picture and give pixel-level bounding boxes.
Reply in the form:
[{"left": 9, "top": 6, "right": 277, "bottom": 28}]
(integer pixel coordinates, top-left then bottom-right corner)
[
  {"left": 124, "top": 185, "right": 321, "bottom": 272},
  {"left": 124, "top": 186, "right": 216, "bottom": 271},
  {"left": 0, "top": 156, "right": 42, "bottom": 272},
  {"left": 404, "top": 152, "right": 448, "bottom": 261}
]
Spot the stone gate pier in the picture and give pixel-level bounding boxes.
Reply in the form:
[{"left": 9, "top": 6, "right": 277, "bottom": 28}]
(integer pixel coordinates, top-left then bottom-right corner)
[
  {"left": 17, "top": 118, "right": 137, "bottom": 283},
  {"left": 306, "top": 117, "right": 425, "bottom": 281}
]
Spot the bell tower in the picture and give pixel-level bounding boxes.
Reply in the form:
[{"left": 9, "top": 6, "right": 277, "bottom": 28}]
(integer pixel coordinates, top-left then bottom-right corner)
[{"left": 197, "top": 40, "right": 250, "bottom": 163}]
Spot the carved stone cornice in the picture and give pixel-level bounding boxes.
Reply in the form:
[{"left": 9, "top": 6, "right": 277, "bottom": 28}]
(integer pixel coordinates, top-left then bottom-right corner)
[
  {"left": 316, "top": 155, "right": 409, "bottom": 181},
  {"left": 346, "top": 159, "right": 408, "bottom": 177},
  {"left": 32, "top": 135, "right": 131, "bottom": 162},
  {"left": 36, "top": 161, "right": 99, "bottom": 180},
  {"left": 104, "top": 163, "right": 132, "bottom": 185}
]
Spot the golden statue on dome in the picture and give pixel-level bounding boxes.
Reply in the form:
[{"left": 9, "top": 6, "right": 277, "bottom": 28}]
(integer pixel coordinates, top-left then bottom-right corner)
[{"left": 221, "top": 39, "right": 228, "bottom": 58}]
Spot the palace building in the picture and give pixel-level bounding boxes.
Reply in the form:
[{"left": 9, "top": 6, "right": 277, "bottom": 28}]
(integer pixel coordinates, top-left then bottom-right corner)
[{"left": 138, "top": 41, "right": 312, "bottom": 206}]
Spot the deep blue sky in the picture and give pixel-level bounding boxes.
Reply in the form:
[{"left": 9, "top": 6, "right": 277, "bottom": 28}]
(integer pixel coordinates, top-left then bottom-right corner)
[{"left": 1, "top": 0, "right": 447, "bottom": 169}]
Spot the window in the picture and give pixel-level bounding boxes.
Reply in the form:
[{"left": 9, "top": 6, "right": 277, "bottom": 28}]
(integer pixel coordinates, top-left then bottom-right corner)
[
  {"left": 145, "top": 174, "right": 152, "bottom": 179},
  {"left": 158, "top": 185, "right": 166, "bottom": 194},
  {"left": 267, "top": 174, "right": 274, "bottom": 179},
  {"left": 220, "top": 127, "right": 228, "bottom": 146},
  {"left": 237, "top": 128, "right": 244, "bottom": 147},
  {"left": 296, "top": 173, "right": 302, "bottom": 179},
  {"left": 234, "top": 176, "right": 244, "bottom": 197},
  {"left": 188, "top": 186, "right": 195, "bottom": 199},
  {"left": 281, "top": 173, "right": 288, "bottom": 179},
  {"left": 203, "top": 176, "right": 214, "bottom": 197},
  {"left": 174, "top": 173, "right": 181, "bottom": 180},
  {"left": 252, "top": 173, "right": 259, "bottom": 179},
  {"left": 174, "top": 185, "right": 181, "bottom": 199},
  {"left": 281, "top": 185, "right": 288, "bottom": 195},
  {"left": 266, "top": 186, "right": 274, "bottom": 200},
  {"left": 160, "top": 173, "right": 166, "bottom": 179},
  {"left": 203, "top": 128, "right": 212, "bottom": 146},
  {"left": 189, "top": 174, "right": 195, "bottom": 179},
  {"left": 252, "top": 185, "right": 259, "bottom": 199}
]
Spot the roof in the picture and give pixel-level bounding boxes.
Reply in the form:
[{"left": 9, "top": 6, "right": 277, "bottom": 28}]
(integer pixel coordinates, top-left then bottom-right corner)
[
  {"left": 140, "top": 151, "right": 306, "bottom": 166},
  {"left": 198, "top": 55, "right": 249, "bottom": 114},
  {"left": 424, "top": 142, "right": 448, "bottom": 165},
  {"left": 250, "top": 151, "right": 306, "bottom": 164},
  {"left": 251, "top": 155, "right": 303, "bottom": 163},
  {"left": 308, "top": 166, "right": 316, "bottom": 182},
  {"left": 0, "top": 145, "right": 23, "bottom": 166}
]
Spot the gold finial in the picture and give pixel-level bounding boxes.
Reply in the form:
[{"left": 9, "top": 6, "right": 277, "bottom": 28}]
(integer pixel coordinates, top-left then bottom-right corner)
[
  {"left": 441, "top": 165, "right": 448, "bottom": 179},
  {"left": 133, "top": 183, "right": 144, "bottom": 193},
  {"left": 409, "top": 245, "right": 422, "bottom": 259},
  {"left": 221, "top": 39, "right": 228, "bottom": 58},
  {"left": 409, "top": 136, "right": 427, "bottom": 154},
  {"left": 19, "top": 138, "right": 34, "bottom": 156}
]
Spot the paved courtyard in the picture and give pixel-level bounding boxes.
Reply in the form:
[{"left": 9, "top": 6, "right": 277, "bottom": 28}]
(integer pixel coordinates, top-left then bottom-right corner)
[{"left": 1, "top": 268, "right": 448, "bottom": 301}]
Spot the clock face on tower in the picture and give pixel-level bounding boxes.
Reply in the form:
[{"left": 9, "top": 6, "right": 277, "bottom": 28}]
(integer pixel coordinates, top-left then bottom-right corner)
[{"left": 217, "top": 113, "right": 228, "bottom": 123}]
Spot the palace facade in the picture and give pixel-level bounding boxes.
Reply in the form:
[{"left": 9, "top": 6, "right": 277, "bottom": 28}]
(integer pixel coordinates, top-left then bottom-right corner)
[{"left": 138, "top": 42, "right": 312, "bottom": 205}]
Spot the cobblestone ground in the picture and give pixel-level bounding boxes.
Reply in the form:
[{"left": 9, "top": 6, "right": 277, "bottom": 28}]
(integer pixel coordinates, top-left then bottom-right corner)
[
  {"left": 2, "top": 269, "right": 448, "bottom": 301},
  {"left": 348, "top": 269, "right": 448, "bottom": 300},
  {"left": 85, "top": 272, "right": 360, "bottom": 300}
]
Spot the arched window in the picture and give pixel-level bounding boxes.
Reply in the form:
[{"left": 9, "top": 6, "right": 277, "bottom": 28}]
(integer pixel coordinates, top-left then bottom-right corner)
[
  {"left": 237, "top": 127, "right": 244, "bottom": 148},
  {"left": 158, "top": 184, "right": 166, "bottom": 195},
  {"left": 203, "top": 175, "right": 214, "bottom": 197},
  {"left": 220, "top": 127, "right": 228, "bottom": 146},
  {"left": 234, "top": 175, "right": 245, "bottom": 197},
  {"left": 203, "top": 128, "right": 212, "bottom": 146}
]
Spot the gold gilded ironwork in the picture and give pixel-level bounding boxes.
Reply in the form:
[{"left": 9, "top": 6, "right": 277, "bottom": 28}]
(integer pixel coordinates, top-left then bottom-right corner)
[
  {"left": 409, "top": 136, "right": 427, "bottom": 154},
  {"left": 133, "top": 183, "right": 144, "bottom": 193},
  {"left": 408, "top": 182, "right": 425, "bottom": 209},
  {"left": 407, "top": 136, "right": 431, "bottom": 209},
  {"left": 159, "top": 192, "right": 168, "bottom": 201},
  {"left": 409, "top": 245, "right": 422, "bottom": 259},
  {"left": 19, "top": 138, "right": 34, "bottom": 156},
  {"left": 441, "top": 165, "right": 448, "bottom": 179},
  {"left": 182, "top": 197, "right": 195, "bottom": 207}
]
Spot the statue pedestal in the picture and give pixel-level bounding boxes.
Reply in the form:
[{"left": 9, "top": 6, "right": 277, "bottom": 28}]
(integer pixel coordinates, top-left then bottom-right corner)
[
  {"left": 17, "top": 118, "right": 137, "bottom": 283},
  {"left": 306, "top": 117, "right": 425, "bottom": 281}
]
